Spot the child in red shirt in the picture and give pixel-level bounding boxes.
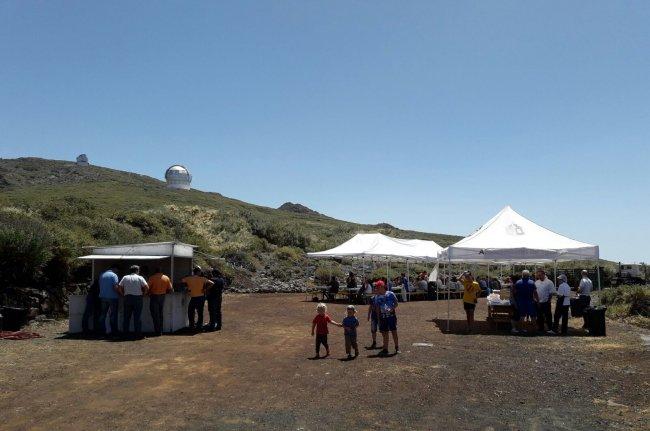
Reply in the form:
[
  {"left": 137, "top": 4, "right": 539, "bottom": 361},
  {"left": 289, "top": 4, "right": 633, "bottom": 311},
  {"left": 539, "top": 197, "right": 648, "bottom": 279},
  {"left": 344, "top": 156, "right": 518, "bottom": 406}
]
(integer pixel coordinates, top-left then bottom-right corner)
[{"left": 311, "top": 303, "right": 341, "bottom": 358}]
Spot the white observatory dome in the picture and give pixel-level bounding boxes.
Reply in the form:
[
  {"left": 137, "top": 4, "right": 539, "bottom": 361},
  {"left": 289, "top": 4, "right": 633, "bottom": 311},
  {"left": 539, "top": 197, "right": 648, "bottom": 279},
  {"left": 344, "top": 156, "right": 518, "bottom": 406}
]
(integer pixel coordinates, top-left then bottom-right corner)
[
  {"left": 76, "top": 154, "right": 89, "bottom": 166},
  {"left": 165, "top": 165, "right": 192, "bottom": 190}
]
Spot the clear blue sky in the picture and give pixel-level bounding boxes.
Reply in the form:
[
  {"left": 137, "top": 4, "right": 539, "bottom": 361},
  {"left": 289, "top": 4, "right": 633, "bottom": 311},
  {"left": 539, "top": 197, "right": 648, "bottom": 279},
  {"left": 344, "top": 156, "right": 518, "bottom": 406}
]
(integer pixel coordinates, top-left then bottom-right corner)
[{"left": 1, "top": 1, "right": 649, "bottom": 262}]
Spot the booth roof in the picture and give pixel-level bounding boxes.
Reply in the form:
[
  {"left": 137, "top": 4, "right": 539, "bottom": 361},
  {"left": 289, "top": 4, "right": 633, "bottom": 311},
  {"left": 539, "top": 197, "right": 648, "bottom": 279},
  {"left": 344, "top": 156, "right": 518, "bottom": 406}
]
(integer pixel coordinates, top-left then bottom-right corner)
[
  {"left": 441, "top": 206, "right": 599, "bottom": 263},
  {"left": 307, "top": 233, "right": 442, "bottom": 261}
]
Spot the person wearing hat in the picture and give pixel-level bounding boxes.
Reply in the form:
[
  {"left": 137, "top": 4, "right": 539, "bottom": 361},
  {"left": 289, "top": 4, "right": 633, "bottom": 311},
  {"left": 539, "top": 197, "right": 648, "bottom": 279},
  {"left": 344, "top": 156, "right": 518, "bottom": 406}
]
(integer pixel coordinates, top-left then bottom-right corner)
[
  {"left": 373, "top": 279, "right": 399, "bottom": 355},
  {"left": 553, "top": 274, "right": 571, "bottom": 335}
]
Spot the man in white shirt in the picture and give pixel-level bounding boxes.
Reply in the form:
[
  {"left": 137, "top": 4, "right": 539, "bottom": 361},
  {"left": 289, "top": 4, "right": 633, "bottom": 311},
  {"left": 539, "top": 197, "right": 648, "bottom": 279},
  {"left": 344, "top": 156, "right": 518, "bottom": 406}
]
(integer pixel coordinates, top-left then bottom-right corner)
[
  {"left": 553, "top": 274, "right": 571, "bottom": 335},
  {"left": 118, "top": 265, "right": 149, "bottom": 339},
  {"left": 535, "top": 269, "right": 556, "bottom": 334},
  {"left": 578, "top": 269, "right": 594, "bottom": 328}
]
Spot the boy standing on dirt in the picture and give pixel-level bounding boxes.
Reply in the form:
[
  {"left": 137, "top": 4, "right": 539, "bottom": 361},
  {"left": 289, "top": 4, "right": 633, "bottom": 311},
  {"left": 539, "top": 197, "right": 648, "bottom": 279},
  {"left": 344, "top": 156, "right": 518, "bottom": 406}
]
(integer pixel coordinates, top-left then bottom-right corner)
[
  {"left": 367, "top": 285, "right": 379, "bottom": 349},
  {"left": 311, "top": 303, "right": 341, "bottom": 358},
  {"left": 342, "top": 305, "right": 360, "bottom": 359},
  {"left": 374, "top": 280, "right": 399, "bottom": 356}
]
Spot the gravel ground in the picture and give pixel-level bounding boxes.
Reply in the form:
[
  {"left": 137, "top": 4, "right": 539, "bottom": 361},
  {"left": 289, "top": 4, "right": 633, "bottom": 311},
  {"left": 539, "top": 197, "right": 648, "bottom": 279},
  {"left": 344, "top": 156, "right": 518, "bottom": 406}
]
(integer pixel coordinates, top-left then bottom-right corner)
[{"left": 1, "top": 294, "right": 648, "bottom": 431}]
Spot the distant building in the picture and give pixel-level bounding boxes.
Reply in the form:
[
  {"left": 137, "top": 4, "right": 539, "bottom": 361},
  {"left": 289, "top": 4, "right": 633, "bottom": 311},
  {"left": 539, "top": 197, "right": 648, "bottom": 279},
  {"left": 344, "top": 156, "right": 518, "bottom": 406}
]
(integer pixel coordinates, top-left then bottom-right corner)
[
  {"left": 165, "top": 165, "right": 192, "bottom": 190},
  {"left": 76, "top": 154, "right": 89, "bottom": 166}
]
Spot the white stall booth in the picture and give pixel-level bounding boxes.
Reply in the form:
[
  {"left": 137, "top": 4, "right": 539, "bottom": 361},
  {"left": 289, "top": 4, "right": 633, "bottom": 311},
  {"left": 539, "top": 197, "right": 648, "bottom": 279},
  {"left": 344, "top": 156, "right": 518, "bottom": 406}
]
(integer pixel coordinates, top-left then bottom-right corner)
[{"left": 69, "top": 241, "right": 197, "bottom": 334}]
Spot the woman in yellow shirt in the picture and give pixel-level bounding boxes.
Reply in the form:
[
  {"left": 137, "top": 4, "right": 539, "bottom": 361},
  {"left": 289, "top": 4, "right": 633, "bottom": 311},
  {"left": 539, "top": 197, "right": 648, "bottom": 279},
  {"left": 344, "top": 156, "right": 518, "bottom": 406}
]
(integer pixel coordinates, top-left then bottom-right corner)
[{"left": 459, "top": 271, "right": 481, "bottom": 333}]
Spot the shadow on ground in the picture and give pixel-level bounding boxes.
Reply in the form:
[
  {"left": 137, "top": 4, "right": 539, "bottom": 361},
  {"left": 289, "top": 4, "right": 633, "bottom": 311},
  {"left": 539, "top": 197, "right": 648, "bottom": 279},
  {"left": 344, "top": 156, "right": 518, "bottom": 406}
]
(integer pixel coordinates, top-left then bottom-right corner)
[{"left": 429, "top": 318, "right": 588, "bottom": 337}]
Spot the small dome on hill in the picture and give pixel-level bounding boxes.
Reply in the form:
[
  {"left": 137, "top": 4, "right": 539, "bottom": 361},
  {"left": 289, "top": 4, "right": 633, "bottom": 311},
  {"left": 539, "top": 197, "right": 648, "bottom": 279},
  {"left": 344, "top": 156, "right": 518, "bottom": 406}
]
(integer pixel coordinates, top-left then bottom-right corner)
[
  {"left": 165, "top": 165, "right": 192, "bottom": 190},
  {"left": 76, "top": 154, "right": 89, "bottom": 166}
]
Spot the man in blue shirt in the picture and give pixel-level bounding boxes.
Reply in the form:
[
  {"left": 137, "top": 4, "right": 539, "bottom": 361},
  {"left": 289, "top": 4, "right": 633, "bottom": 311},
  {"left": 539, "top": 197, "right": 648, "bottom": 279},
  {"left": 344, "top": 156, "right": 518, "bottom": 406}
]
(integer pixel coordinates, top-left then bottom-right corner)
[
  {"left": 374, "top": 280, "right": 399, "bottom": 355},
  {"left": 97, "top": 266, "right": 120, "bottom": 336}
]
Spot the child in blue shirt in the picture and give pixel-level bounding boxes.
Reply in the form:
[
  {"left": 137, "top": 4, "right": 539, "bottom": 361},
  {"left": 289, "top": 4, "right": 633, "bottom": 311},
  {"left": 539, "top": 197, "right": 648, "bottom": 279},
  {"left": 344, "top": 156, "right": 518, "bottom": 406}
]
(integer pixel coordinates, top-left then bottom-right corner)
[{"left": 342, "top": 305, "right": 360, "bottom": 359}]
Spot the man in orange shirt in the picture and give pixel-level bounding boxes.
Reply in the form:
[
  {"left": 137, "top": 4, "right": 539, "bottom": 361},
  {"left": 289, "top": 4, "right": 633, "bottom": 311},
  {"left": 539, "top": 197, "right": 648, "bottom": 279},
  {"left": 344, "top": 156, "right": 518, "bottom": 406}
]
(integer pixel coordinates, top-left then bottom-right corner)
[
  {"left": 148, "top": 268, "right": 173, "bottom": 336},
  {"left": 182, "top": 267, "right": 214, "bottom": 331}
]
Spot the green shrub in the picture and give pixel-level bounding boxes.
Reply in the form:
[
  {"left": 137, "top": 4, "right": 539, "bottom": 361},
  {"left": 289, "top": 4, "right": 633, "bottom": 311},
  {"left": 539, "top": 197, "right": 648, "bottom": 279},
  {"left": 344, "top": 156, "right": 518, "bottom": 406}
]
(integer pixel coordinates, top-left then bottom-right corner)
[
  {"left": 0, "top": 211, "right": 52, "bottom": 288},
  {"left": 274, "top": 246, "right": 304, "bottom": 263},
  {"left": 600, "top": 285, "right": 649, "bottom": 318},
  {"left": 114, "top": 212, "right": 164, "bottom": 236},
  {"left": 314, "top": 263, "right": 343, "bottom": 284},
  {"left": 40, "top": 196, "right": 96, "bottom": 221}
]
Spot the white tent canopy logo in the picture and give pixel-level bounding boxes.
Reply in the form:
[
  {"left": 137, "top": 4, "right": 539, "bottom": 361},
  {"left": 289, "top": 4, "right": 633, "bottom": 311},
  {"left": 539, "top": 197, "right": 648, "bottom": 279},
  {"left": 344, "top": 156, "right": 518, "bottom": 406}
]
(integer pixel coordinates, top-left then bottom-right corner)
[{"left": 505, "top": 223, "right": 525, "bottom": 236}]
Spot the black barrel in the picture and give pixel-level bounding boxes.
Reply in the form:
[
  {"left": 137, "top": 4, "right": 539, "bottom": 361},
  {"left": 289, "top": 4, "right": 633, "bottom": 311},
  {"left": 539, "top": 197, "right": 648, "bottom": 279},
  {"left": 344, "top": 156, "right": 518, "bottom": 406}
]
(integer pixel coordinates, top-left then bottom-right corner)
[
  {"left": 585, "top": 306, "right": 607, "bottom": 336},
  {"left": 0, "top": 307, "right": 29, "bottom": 331},
  {"left": 570, "top": 296, "right": 589, "bottom": 317}
]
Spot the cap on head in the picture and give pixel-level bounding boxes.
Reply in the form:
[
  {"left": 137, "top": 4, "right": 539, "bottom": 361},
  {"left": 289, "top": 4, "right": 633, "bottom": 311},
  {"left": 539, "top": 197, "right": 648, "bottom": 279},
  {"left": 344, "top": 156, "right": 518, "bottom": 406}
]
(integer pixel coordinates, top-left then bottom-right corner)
[
  {"left": 374, "top": 280, "right": 385, "bottom": 289},
  {"left": 522, "top": 269, "right": 531, "bottom": 277},
  {"left": 193, "top": 266, "right": 202, "bottom": 275},
  {"left": 581, "top": 270, "right": 588, "bottom": 275},
  {"left": 557, "top": 274, "right": 567, "bottom": 282},
  {"left": 347, "top": 305, "right": 356, "bottom": 311}
]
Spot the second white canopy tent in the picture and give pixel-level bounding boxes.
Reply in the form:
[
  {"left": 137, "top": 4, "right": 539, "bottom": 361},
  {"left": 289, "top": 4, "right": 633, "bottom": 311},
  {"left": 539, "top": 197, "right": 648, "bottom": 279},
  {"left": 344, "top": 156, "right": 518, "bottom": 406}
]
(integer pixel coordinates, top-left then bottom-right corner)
[{"left": 307, "top": 233, "right": 443, "bottom": 289}]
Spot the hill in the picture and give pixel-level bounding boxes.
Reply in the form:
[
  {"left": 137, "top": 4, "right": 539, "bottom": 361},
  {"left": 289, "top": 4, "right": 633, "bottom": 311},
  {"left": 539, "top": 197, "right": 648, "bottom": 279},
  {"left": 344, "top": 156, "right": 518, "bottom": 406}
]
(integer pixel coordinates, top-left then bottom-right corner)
[
  {"left": 0, "top": 157, "right": 460, "bottom": 302},
  {"left": 278, "top": 202, "right": 322, "bottom": 217}
]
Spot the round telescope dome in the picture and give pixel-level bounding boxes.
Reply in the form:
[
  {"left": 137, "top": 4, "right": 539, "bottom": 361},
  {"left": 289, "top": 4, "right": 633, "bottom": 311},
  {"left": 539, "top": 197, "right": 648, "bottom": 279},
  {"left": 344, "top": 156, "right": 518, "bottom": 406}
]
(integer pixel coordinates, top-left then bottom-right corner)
[
  {"left": 76, "top": 154, "right": 89, "bottom": 165},
  {"left": 165, "top": 165, "right": 192, "bottom": 190}
]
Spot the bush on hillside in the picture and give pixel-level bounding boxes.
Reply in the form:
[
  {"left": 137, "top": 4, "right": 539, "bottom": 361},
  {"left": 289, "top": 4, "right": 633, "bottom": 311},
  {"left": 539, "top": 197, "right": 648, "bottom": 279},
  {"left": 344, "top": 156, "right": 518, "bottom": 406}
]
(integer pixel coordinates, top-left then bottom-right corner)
[
  {"left": 114, "top": 212, "right": 164, "bottom": 236},
  {"left": 242, "top": 211, "right": 311, "bottom": 249},
  {"left": 314, "top": 263, "right": 343, "bottom": 285},
  {"left": 40, "top": 196, "right": 97, "bottom": 221},
  {"left": 274, "top": 246, "right": 304, "bottom": 263},
  {"left": 600, "top": 285, "right": 649, "bottom": 318},
  {"left": 0, "top": 211, "right": 52, "bottom": 289}
]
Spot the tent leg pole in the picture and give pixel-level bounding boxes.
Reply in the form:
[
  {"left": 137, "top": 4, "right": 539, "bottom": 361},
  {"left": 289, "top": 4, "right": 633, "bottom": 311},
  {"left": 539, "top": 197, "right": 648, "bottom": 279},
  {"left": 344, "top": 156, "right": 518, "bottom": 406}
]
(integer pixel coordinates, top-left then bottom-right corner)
[
  {"left": 597, "top": 262, "right": 601, "bottom": 291},
  {"left": 553, "top": 260, "right": 557, "bottom": 288},
  {"left": 447, "top": 258, "right": 451, "bottom": 332}
]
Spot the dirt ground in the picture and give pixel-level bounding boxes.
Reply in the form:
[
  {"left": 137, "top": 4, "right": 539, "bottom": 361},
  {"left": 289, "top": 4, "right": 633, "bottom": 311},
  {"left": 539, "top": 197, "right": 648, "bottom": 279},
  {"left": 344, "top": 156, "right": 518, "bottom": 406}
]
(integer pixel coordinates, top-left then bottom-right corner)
[{"left": 1, "top": 294, "right": 648, "bottom": 431}]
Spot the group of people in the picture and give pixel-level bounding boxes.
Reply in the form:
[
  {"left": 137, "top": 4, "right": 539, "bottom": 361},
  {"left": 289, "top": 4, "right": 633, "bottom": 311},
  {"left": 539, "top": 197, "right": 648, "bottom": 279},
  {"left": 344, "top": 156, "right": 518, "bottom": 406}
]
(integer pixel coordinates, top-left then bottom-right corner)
[
  {"left": 509, "top": 268, "right": 593, "bottom": 335},
  {"left": 82, "top": 264, "right": 225, "bottom": 339},
  {"left": 326, "top": 270, "right": 432, "bottom": 303},
  {"left": 458, "top": 268, "right": 594, "bottom": 335},
  {"left": 312, "top": 279, "right": 399, "bottom": 359}
]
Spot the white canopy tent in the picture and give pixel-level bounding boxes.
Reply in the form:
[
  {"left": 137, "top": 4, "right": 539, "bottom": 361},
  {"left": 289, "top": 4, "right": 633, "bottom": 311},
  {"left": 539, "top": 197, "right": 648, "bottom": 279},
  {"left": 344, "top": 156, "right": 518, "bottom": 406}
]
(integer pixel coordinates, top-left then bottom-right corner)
[
  {"left": 307, "top": 233, "right": 442, "bottom": 262},
  {"left": 307, "top": 233, "right": 442, "bottom": 299},
  {"left": 440, "top": 206, "right": 599, "bottom": 263},
  {"left": 438, "top": 206, "right": 600, "bottom": 331}
]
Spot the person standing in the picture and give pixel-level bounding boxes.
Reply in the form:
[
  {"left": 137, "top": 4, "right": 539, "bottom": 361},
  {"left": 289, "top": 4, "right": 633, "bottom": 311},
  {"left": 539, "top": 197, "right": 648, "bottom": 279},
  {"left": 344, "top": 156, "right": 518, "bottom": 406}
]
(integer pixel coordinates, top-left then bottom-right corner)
[
  {"left": 535, "top": 269, "right": 556, "bottom": 334},
  {"left": 327, "top": 275, "right": 339, "bottom": 301},
  {"left": 147, "top": 268, "right": 173, "bottom": 336},
  {"left": 459, "top": 271, "right": 481, "bottom": 333},
  {"left": 553, "top": 274, "right": 571, "bottom": 335},
  {"left": 82, "top": 278, "right": 101, "bottom": 336},
  {"left": 118, "top": 265, "right": 149, "bottom": 339},
  {"left": 207, "top": 269, "right": 225, "bottom": 331},
  {"left": 98, "top": 266, "right": 120, "bottom": 337},
  {"left": 511, "top": 270, "right": 539, "bottom": 334},
  {"left": 578, "top": 269, "right": 594, "bottom": 328},
  {"left": 400, "top": 272, "right": 410, "bottom": 302},
  {"left": 374, "top": 280, "right": 399, "bottom": 355},
  {"left": 182, "top": 267, "right": 214, "bottom": 331}
]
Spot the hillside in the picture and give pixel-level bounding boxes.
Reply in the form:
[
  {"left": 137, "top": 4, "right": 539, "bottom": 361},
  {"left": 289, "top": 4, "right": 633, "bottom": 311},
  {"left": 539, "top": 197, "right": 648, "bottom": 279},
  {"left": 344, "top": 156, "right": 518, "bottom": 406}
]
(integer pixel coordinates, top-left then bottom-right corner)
[{"left": 0, "top": 157, "right": 460, "bottom": 298}]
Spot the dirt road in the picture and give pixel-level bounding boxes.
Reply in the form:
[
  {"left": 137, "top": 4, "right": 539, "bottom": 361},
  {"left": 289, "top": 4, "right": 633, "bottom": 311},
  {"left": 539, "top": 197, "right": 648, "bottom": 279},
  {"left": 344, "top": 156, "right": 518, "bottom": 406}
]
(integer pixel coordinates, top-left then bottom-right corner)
[{"left": 1, "top": 295, "right": 648, "bottom": 430}]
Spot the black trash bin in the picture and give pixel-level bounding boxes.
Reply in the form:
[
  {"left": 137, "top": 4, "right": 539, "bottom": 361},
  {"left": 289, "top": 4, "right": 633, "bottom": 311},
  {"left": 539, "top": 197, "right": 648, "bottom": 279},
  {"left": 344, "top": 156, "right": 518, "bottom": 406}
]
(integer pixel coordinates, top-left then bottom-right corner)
[
  {"left": 585, "top": 306, "right": 607, "bottom": 336},
  {"left": 0, "top": 307, "right": 29, "bottom": 331},
  {"left": 570, "top": 296, "right": 589, "bottom": 317}
]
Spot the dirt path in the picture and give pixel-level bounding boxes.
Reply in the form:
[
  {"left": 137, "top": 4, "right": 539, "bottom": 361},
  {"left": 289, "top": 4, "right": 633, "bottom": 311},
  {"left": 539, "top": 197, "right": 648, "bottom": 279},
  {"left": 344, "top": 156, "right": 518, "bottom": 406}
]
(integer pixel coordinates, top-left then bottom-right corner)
[{"left": 1, "top": 294, "right": 648, "bottom": 430}]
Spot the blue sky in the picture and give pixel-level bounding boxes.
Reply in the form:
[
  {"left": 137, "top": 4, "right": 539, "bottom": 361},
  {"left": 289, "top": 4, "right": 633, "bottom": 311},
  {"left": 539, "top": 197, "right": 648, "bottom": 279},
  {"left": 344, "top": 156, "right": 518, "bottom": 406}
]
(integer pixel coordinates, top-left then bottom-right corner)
[{"left": 1, "top": 1, "right": 649, "bottom": 262}]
